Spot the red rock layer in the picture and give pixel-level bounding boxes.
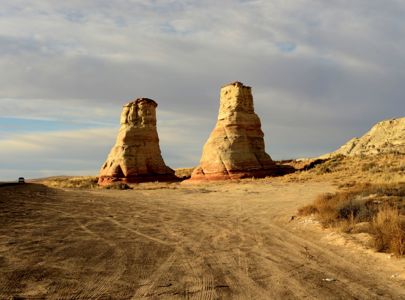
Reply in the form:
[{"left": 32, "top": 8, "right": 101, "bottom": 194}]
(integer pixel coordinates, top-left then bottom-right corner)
[
  {"left": 189, "top": 82, "right": 277, "bottom": 181},
  {"left": 98, "top": 98, "right": 178, "bottom": 185}
]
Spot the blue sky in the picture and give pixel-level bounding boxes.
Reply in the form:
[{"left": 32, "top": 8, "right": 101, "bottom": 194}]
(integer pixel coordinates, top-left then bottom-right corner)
[{"left": 1, "top": 0, "right": 404, "bottom": 180}]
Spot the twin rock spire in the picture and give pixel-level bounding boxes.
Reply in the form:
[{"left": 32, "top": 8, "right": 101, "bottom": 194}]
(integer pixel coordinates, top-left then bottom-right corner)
[{"left": 98, "top": 82, "right": 276, "bottom": 185}]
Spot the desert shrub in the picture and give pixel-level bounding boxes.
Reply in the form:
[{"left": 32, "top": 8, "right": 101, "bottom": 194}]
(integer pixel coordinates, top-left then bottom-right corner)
[
  {"left": 312, "top": 193, "right": 341, "bottom": 225},
  {"left": 297, "top": 204, "right": 318, "bottom": 216},
  {"left": 317, "top": 165, "right": 332, "bottom": 175},
  {"left": 314, "top": 155, "right": 345, "bottom": 175},
  {"left": 175, "top": 168, "right": 195, "bottom": 179},
  {"left": 356, "top": 204, "right": 377, "bottom": 222},
  {"left": 42, "top": 176, "right": 99, "bottom": 189},
  {"left": 337, "top": 181, "right": 357, "bottom": 189},
  {"left": 68, "top": 177, "right": 99, "bottom": 188},
  {"left": 286, "top": 153, "right": 403, "bottom": 184},
  {"left": 361, "top": 162, "right": 377, "bottom": 172},
  {"left": 299, "top": 193, "right": 342, "bottom": 225},
  {"left": 298, "top": 182, "right": 405, "bottom": 256},
  {"left": 274, "top": 163, "right": 297, "bottom": 176},
  {"left": 372, "top": 206, "right": 405, "bottom": 257},
  {"left": 104, "top": 182, "right": 132, "bottom": 190},
  {"left": 301, "top": 159, "right": 327, "bottom": 171},
  {"left": 337, "top": 199, "right": 362, "bottom": 220}
]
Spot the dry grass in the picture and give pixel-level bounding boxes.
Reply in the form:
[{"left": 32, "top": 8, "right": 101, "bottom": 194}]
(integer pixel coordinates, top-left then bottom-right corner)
[
  {"left": 282, "top": 153, "right": 405, "bottom": 184},
  {"left": 102, "top": 182, "right": 132, "bottom": 190},
  {"left": 38, "top": 176, "right": 99, "bottom": 189},
  {"left": 372, "top": 207, "right": 405, "bottom": 256},
  {"left": 175, "top": 167, "right": 195, "bottom": 179},
  {"left": 298, "top": 182, "right": 405, "bottom": 256}
]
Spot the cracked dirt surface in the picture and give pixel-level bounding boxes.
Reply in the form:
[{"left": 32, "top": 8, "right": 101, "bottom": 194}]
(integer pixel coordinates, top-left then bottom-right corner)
[{"left": 0, "top": 181, "right": 404, "bottom": 299}]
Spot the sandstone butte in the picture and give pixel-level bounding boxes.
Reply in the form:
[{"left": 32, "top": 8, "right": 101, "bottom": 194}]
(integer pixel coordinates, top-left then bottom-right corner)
[
  {"left": 189, "top": 81, "right": 277, "bottom": 181},
  {"left": 98, "top": 98, "right": 177, "bottom": 185},
  {"left": 320, "top": 116, "right": 405, "bottom": 159}
]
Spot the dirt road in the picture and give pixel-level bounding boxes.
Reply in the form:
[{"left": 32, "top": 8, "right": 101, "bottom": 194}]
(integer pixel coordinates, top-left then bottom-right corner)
[{"left": 0, "top": 181, "right": 404, "bottom": 299}]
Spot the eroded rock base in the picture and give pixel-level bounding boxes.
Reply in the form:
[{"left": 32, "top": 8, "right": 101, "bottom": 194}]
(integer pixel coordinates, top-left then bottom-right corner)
[{"left": 99, "top": 174, "right": 180, "bottom": 185}]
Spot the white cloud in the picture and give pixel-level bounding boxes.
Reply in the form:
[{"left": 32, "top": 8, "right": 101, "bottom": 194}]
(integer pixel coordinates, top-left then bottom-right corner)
[
  {"left": 0, "top": 110, "right": 210, "bottom": 179},
  {"left": 0, "top": 128, "right": 115, "bottom": 180},
  {"left": 0, "top": 0, "right": 404, "bottom": 178},
  {"left": 0, "top": 99, "right": 119, "bottom": 123}
]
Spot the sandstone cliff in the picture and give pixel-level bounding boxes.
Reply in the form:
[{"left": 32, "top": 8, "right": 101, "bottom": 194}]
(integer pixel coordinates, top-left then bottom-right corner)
[
  {"left": 190, "top": 82, "right": 277, "bottom": 181},
  {"left": 321, "top": 117, "right": 405, "bottom": 158},
  {"left": 98, "top": 98, "right": 176, "bottom": 185}
]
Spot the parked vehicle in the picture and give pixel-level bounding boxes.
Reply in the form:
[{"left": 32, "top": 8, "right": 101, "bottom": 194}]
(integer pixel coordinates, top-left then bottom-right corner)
[{"left": 18, "top": 177, "right": 25, "bottom": 184}]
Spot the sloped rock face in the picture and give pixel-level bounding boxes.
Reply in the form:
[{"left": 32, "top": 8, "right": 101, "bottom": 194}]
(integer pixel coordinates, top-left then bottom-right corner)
[
  {"left": 190, "top": 82, "right": 277, "bottom": 181},
  {"left": 98, "top": 98, "right": 177, "bottom": 185},
  {"left": 320, "top": 117, "right": 405, "bottom": 158}
]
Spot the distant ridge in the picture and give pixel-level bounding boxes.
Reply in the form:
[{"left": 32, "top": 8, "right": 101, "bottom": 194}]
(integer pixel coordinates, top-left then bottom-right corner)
[{"left": 320, "top": 117, "right": 405, "bottom": 158}]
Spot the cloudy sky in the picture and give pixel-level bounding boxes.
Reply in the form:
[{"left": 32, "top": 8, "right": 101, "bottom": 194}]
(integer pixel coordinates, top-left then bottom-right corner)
[{"left": 1, "top": 0, "right": 404, "bottom": 180}]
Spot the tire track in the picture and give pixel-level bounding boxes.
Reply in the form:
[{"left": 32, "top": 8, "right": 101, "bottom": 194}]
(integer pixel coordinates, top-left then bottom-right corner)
[
  {"left": 19, "top": 199, "right": 127, "bottom": 299},
  {"left": 42, "top": 206, "right": 127, "bottom": 299},
  {"left": 106, "top": 218, "right": 174, "bottom": 247},
  {"left": 3, "top": 183, "right": 405, "bottom": 299},
  {"left": 153, "top": 206, "right": 218, "bottom": 300},
  {"left": 131, "top": 248, "right": 179, "bottom": 299}
]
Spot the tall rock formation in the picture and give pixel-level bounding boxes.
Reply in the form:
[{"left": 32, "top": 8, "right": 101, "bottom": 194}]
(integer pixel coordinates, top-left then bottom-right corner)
[
  {"left": 320, "top": 117, "right": 405, "bottom": 158},
  {"left": 98, "top": 98, "right": 176, "bottom": 185},
  {"left": 190, "top": 82, "right": 276, "bottom": 181}
]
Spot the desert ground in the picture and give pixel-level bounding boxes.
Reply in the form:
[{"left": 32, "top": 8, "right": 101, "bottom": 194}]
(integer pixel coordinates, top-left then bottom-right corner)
[{"left": 1, "top": 179, "right": 404, "bottom": 299}]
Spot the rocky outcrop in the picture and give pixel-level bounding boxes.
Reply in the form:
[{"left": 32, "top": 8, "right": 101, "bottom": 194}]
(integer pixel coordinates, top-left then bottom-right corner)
[
  {"left": 320, "top": 117, "right": 405, "bottom": 158},
  {"left": 98, "top": 98, "right": 177, "bottom": 185},
  {"left": 189, "top": 82, "right": 277, "bottom": 181}
]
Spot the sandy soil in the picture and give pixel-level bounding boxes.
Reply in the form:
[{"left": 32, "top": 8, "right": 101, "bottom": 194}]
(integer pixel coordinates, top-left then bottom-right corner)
[{"left": 0, "top": 181, "right": 404, "bottom": 299}]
